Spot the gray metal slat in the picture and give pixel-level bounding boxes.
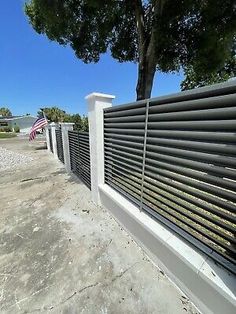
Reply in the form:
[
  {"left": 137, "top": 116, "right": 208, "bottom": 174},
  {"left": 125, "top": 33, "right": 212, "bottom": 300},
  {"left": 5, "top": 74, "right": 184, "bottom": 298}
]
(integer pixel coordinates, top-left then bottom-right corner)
[
  {"left": 142, "top": 196, "right": 236, "bottom": 258},
  {"left": 104, "top": 133, "right": 144, "bottom": 142},
  {"left": 78, "top": 144, "right": 90, "bottom": 154},
  {"left": 104, "top": 122, "right": 145, "bottom": 129},
  {"left": 148, "top": 93, "right": 236, "bottom": 114},
  {"left": 105, "top": 171, "right": 141, "bottom": 190},
  {"left": 78, "top": 142, "right": 90, "bottom": 152},
  {"left": 105, "top": 179, "right": 141, "bottom": 206},
  {"left": 146, "top": 130, "right": 236, "bottom": 143},
  {"left": 104, "top": 128, "right": 144, "bottom": 135},
  {"left": 105, "top": 166, "right": 142, "bottom": 186},
  {"left": 105, "top": 153, "right": 143, "bottom": 168},
  {"left": 105, "top": 106, "right": 236, "bottom": 124},
  {"left": 104, "top": 106, "right": 146, "bottom": 118},
  {"left": 77, "top": 171, "right": 91, "bottom": 188},
  {"left": 105, "top": 156, "right": 143, "bottom": 173},
  {"left": 104, "top": 82, "right": 236, "bottom": 114},
  {"left": 146, "top": 137, "right": 236, "bottom": 155},
  {"left": 105, "top": 162, "right": 142, "bottom": 179},
  {"left": 79, "top": 159, "right": 91, "bottom": 168},
  {"left": 105, "top": 176, "right": 141, "bottom": 199},
  {"left": 104, "top": 137, "right": 144, "bottom": 149},
  {"left": 105, "top": 148, "right": 143, "bottom": 162},
  {"left": 149, "top": 106, "right": 236, "bottom": 122},
  {"left": 145, "top": 151, "right": 236, "bottom": 180},
  {"left": 78, "top": 135, "right": 89, "bottom": 141},
  {"left": 143, "top": 177, "right": 236, "bottom": 232},
  {"left": 105, "top": 144, "right": 143, "bottom": 157},
  {"left": 144, "top": 169, "right": 236, "bottom": 216},
  {"left": 145, "top": 160, "right": 236, "bottom": 193},
  {"left": 104, "top": 114, "right": 146, "bottom": 123},
  {"left": 142, "top": 192, "right": 235, "bottom": 254},
  {"left": 147, "top": 120, "right": 236, "bottom": 131},
  {"left": 105, "top": 165, "right": 142, "bottom": 183},
  {"left": 146, "top": 144, "right": 236, "bottom": 168},
  {"left": 78, "top": 131, "right": 89, "bottom": 135}
]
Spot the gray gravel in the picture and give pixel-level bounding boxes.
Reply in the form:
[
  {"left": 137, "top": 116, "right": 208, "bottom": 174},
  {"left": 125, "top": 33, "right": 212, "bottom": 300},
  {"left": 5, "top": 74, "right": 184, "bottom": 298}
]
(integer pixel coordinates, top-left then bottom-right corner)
[{"left": 0, "top": 147, "right": 33, "bottom": 171}]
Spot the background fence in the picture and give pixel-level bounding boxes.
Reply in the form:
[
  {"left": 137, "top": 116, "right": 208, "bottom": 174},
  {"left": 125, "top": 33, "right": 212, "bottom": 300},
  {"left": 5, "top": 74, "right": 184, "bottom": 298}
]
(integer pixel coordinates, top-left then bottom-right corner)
[
  {"left": 56, "top": 128, "right": 64, "bottom": 163},
  {"left": 68, "top": 130, "right": 91, "bottom": 189},
  {"left": 48, "top": 128, "right": 53, "bottom": 153},
  {"left": 104, "top": 83, "right": 236, "bottom": 273}
]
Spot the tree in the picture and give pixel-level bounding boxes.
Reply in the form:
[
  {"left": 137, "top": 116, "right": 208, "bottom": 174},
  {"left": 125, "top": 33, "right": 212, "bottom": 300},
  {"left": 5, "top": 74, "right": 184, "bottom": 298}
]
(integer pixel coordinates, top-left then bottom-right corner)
[
  {"left": 66, "top": 113, "right": 82, "bottom": 130},
  {"left": 181, "top": 43, "right": 236, "bottom": 90},
  {"left": 81, "top": 115, "right": 89, "bottom": 132},
  {"left": 25, "top": 0, "right": 236, "bottom": 100},
  {"left": 0, "top": 107, "right": 12, "bottom": 117},
  {"left": 39, "top": 107, "right": 89, "bottom": 131},
  {"left": 39, "top": 107, "right": 67, "bottom": 122}
]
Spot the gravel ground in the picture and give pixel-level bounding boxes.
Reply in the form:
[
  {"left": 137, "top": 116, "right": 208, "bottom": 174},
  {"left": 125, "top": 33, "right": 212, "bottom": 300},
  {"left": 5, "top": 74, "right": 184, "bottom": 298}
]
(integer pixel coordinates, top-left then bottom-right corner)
[{"left": 0, "top": 146, "right": 33, "bottom": 171}]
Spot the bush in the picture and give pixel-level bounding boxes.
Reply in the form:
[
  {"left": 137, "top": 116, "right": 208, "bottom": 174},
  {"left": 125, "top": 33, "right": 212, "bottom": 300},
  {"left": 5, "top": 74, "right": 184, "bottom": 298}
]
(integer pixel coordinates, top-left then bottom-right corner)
[
  {"left": 0, "top": 126, "right": 12, "bottom": 132},
  {"left": 14, "top": 125, "right": 20, "bottom": 133}
]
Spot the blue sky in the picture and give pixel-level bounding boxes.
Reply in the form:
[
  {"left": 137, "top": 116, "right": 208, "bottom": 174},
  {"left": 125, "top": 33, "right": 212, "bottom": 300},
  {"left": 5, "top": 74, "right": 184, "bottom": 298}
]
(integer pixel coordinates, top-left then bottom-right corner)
[{"left": 0, "top": 0, "right": 184, "bottom": 116}]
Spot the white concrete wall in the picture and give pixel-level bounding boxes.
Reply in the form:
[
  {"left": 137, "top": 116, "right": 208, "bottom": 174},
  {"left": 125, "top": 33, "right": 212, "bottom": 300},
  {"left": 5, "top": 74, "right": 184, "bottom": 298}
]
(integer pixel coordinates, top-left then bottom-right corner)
[{"left": 86, "top": 92, "right": 115, "bottom": 204}]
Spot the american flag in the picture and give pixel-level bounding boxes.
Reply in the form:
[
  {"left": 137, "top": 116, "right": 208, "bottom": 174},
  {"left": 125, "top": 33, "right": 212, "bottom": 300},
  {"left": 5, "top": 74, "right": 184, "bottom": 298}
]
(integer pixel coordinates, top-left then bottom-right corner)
[{"left": 29, "top": 112, "right": 48, "bottom": 141}]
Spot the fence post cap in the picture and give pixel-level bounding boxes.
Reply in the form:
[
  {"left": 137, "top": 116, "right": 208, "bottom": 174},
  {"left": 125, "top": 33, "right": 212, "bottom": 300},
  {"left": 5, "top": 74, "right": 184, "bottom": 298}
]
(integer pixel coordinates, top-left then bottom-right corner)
[
  {"left": 50, "top": 122, "right": 56, "bottom": 127},
  {"left": 85, "top": 92, "right": 115, "bottom": 101}
]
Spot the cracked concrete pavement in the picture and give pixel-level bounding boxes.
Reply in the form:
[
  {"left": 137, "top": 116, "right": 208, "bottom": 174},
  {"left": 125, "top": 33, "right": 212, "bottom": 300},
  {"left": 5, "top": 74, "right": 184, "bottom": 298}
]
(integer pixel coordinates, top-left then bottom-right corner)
[{"left": 0, "top": 137, "right": 199, "bottom": 314}]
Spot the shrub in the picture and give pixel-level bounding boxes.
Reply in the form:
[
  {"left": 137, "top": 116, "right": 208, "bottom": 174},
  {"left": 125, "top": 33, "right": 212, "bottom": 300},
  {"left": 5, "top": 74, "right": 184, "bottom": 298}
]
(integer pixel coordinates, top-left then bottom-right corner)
[
  {"left": 14, "top": 125, "right": 20, "bottom": 133},
  {"left": 0, "top": 126, "right": 12, "bottom": 132}
]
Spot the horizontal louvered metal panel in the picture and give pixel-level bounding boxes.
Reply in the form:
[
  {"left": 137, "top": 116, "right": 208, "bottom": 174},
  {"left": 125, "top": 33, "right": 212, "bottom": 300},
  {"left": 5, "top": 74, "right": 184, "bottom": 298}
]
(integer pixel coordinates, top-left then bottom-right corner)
[
  {"left": 68, "top": 130, "right": 91, "bottom": 189},
  {"left": 104, "top": 81, "right": 236, "bottom": 274},
  {"left": 56, "top": 128, "right": 64, "bottom": 164}
]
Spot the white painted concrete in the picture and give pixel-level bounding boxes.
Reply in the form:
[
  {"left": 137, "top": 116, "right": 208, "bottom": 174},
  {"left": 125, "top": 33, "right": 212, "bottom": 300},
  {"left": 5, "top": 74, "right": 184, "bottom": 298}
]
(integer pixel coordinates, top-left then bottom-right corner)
[
  {"left": 60, "top": 123, "right": 74, "bottom": 173},
  {"left": 45, "top": 125, "right": 51, "bottom": 152},
  {"left": 86, "top": 92, "right": 115, "bottom": 204},
  {"left": 99, "top": 184, "right": 236, "bottom": 314},
  {"left": 50, "top": 122, "right": 58, "bottom": 159}
]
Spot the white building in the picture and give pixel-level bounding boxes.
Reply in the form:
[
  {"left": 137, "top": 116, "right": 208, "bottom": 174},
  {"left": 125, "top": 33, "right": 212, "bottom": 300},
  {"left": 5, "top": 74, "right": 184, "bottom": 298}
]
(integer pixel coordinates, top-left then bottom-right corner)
[{"left": 0, "top": 115, "right": 37, "bottom": 133}]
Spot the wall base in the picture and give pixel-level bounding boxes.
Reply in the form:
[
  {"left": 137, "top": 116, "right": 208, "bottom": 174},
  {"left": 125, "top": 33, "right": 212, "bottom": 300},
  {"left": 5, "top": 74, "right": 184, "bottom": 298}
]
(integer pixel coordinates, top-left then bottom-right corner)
[{"left": 99, "top": 184, "right": 236, "bottom": 314}]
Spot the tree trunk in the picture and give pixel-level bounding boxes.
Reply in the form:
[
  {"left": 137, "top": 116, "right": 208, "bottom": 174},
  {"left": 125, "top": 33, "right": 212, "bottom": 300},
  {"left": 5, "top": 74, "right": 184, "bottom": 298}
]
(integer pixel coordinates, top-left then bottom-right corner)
[
  {"left": 136, "top": 55, "right": 156, "bottom": 100},
  {"left": 132, "top": 0, "right": 157, "bottom": 101}
]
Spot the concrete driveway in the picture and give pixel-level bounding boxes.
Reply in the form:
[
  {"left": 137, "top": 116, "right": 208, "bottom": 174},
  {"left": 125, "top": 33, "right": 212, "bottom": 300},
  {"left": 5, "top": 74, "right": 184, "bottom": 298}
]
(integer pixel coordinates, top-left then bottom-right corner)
[{"left": 0, "top": 138, "right": 198, "bottom": 314}]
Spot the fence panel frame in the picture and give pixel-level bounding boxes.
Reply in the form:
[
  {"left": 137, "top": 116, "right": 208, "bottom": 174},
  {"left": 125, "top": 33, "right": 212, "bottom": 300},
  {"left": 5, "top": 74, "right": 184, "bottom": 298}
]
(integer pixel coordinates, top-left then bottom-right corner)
[{"left": 103, "top": 81, "right": 236, "bottom": 274}]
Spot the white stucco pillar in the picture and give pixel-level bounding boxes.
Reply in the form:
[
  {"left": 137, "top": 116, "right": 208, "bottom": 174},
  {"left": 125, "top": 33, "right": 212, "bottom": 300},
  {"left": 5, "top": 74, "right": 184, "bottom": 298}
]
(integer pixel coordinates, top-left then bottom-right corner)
[
  {"left": 60, "top": 123, "right": 74, "bottom": 173},
  {"left": 86, "top": 92, "right": 115, "bottom": 205},
  {"left": 50, "top": 122, "right": 58, "bottom": 159},
  {"left": 45, "top": 125, "right": 51, "bottom": 152}
]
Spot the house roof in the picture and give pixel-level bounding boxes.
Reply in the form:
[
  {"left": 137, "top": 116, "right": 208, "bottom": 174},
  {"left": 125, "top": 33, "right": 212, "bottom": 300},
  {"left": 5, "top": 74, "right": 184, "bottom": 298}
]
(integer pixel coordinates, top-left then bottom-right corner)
[{"left": 0, "top": 115, "right": 37, "bottom": 121}]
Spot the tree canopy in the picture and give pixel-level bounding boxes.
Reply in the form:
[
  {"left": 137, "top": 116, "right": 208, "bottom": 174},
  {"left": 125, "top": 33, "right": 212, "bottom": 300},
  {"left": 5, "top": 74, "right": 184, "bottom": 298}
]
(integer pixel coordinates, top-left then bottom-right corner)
[
  {"left": 39, "top": 107, "right": 89, "bottom": 131},
  {"left": 181, "top": 42, "right": 236, "bottom": 90},
  {"left": 0, "top": 107, "right": 12, "bottom": 117},
  {"left": 25, "top": 0, "right": 236, "bottom": 100},
  {"left": 39, "top": 107, "right": 67, "bottom": 123}
]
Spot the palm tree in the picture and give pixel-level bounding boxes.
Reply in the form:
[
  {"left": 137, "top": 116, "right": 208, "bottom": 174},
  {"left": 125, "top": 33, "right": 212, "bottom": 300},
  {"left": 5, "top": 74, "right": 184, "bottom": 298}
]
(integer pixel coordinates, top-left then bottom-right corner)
[
  {"left": 39, "top": 107, "right": 66, "bottom": 122},
  {"left": 0, "top": 107, "right": 12, "bottom": 117}
]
